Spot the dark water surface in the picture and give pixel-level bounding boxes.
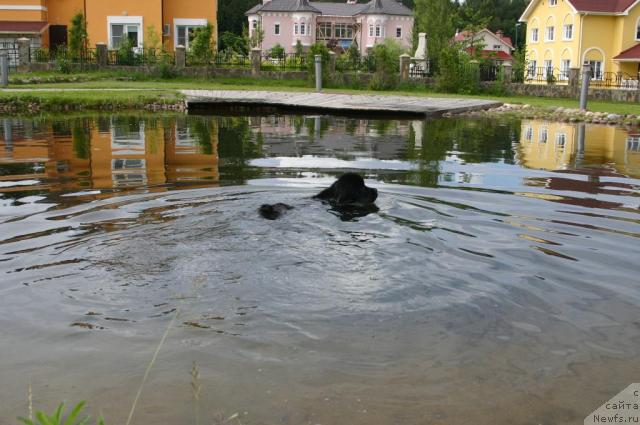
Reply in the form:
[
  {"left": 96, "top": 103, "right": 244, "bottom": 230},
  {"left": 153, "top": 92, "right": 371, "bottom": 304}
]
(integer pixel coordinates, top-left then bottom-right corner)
[{"left": 0, "top": 114, "right": 639, "bottom": 425}]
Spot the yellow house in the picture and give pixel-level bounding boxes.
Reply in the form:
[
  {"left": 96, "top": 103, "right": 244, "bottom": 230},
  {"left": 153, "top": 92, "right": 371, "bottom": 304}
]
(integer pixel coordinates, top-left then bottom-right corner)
[
  {"left": 519, "top": 0, "right": 640, "bottom": 83},
  {"left": 0, "top": 0, "right": 217, "bottom": 51}
]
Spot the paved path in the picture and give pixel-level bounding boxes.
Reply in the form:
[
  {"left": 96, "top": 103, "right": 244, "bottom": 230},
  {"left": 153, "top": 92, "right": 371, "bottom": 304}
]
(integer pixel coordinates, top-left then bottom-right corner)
[{"left": 182, "top": 90, "right": 502, "bottom": 117}]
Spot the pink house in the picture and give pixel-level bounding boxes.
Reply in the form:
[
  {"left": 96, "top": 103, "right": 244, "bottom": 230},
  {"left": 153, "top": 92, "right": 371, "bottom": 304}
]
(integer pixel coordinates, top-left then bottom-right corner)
[{"left": 246, "top": 0, "right": 414, "bottom": 56}]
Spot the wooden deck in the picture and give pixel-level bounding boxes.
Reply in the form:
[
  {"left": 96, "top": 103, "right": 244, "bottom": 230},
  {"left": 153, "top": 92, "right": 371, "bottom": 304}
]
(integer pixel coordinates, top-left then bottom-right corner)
[{"left": 181, "top": 90, "right": 502, "bottom": 117}]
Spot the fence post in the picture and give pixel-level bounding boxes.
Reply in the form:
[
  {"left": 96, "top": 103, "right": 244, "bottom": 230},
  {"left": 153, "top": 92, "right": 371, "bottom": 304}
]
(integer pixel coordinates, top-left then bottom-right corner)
[
  {"left": 96, "top": 43, "right": 108, "bottom": 68},
  {"left": 580, "top": 61, "right": 591, "bottom": 110},
  {"left": 328, "top": 51, "right": 336, "bottom": 75},
  {"left": 251, "top": 48, "right": 261, "bottom": 75},
  {"left": 17, "top": 37, "right": 30, "bottom": 71},
  {"left": 175, "top": 45, "right": 186, "bottom": 68},
  {"left": 568, "top": 66, "right": 580, "bottom": 96},
  {"left": 399, "top": 53, "right": 410, "bottom": 81},
  {"left": 0, "top": 53, "right": 8, "bottom": 87},
  {"left": 315, "top": 54, "right": 322, "bottom": 92},
  {"left": 502, "top": 62, "right": 512, "bottom": 83}
]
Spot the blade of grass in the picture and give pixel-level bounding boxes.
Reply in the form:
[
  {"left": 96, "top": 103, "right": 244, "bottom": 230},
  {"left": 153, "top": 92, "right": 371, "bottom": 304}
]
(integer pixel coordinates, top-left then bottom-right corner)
[{"left": 63, "top": 401, "right": 86, "bottom": 425}]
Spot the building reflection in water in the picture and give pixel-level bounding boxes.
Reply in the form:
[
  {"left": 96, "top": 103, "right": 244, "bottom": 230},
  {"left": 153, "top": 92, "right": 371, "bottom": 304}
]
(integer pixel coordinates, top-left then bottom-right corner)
[
  {"left": 0, "top": 116, "right": 219, "bottom": 194},
  {"left": 517, "top": 120, "right": 640, "bottom": 178}
]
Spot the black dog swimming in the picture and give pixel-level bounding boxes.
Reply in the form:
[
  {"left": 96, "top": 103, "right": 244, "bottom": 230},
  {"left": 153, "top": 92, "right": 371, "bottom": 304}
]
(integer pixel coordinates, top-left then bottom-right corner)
[{"left": 258, "top": 173, "right": 378, "bottom": 220}]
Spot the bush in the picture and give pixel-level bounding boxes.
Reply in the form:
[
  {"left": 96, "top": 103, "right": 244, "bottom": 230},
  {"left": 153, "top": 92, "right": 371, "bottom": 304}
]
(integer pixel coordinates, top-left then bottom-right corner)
[
  {"left": 268, "top": 43, "right": 285, "bottom": 59},
  {"left": 435, "top": 43, "right": 480, "bottom": 94},
  {"left": 368, "top": 39, "right": 406, "bottom": 90},
  {"left": 54, "top": 49, "right": 71, "bottom": 74},
  {"left": 189, "top": 22, "right": 215, "bottom": 64},
  {"left": 220, "top": 31, "right": 247, "bottom": 55}
]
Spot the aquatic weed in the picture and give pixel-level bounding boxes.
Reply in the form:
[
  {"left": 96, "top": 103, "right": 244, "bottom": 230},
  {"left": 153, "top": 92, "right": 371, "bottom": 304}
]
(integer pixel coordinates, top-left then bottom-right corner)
[{"left": 18, "top": 401, "right": 104, "bottom": 425}]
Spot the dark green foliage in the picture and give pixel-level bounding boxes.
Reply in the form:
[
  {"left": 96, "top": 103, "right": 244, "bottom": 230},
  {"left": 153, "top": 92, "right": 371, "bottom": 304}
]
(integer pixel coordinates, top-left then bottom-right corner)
[
  {"left": 72, "top": 119, "right": 91, "bottom": 159},
  {"left": 368, "top": 39, "right": 406, "bottom": 90},
  {"left": 219, "top": 31, "right": 248, "bottom": 55},
  {"left": 189, "top": 22, "right": 215, "bottom": 64},
  {"left": 435, "top": 43, "right": 480, "bottom": 94},
  {"left": 268, "top": 44, "right": 285, "bottom": 58},
  {"left": 68, "top": 13, "right": 88, "bottom": 59}
]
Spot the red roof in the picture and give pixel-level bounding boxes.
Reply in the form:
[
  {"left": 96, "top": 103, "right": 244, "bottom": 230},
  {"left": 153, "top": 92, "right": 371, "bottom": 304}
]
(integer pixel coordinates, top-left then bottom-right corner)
[
  {"left": 0, "top": 21, "right": 49, "bottom": 34},
  {"left": 465, "top": 48, "right": 513, "bottom": 61},
  {"left": 454, "top": 28, "right": 514, "bottom": 50},
  {"left": 614, "top": 43, "right": 640, "bottom": 60},
  {"left": 568, "top": 0, "right": 636, "bottom": 13}
]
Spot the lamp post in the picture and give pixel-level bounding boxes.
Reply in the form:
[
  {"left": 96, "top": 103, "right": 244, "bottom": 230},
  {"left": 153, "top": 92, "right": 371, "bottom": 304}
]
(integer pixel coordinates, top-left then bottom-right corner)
[{"left": 515, "top": 22, "right": 522, "bottom": 50}]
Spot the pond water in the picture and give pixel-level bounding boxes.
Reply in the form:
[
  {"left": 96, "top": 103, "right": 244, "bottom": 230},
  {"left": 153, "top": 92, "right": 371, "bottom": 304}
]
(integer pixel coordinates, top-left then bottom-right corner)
[{"left": 0, "top": 113, "right": 639, "bottom": 425}]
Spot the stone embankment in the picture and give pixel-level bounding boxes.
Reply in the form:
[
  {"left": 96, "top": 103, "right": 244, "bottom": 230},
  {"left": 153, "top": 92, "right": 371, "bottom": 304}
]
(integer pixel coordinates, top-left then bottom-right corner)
[{"left": 446, "top": 103, "right": 639, "bottom": 127}]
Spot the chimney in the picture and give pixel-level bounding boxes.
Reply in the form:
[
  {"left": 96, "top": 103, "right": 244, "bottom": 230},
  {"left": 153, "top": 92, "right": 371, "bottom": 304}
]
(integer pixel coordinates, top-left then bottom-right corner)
[
  {"left": 496, "top": 30, "right": 504, "bottom": 38},
  {"left": 263, "top": 0, "right": 271, "bottom": 4}
]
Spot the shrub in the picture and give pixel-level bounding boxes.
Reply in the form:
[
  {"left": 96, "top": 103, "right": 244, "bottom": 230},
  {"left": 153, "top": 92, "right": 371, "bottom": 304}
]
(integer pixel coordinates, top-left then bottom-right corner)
[
  {"left": 68, "top": 12, "right": 88, "bottom": 60},
  {"left": 268, "top": 44, "right": 285, "bottom": 59},
  {"left": 189, "top": 22, "right": 215, "bottom": 64},
  {"left": 54, "top": 49, "right": 71, "bottom": 74},
  {"left": 220, "top": 31, "right": 247, "bottom": 55},
  {"left": 435, "top": 43, "right": 480, "bottom": 94},
  {"left": 368, "top": 39, "right": 406, "bottom": 90}
]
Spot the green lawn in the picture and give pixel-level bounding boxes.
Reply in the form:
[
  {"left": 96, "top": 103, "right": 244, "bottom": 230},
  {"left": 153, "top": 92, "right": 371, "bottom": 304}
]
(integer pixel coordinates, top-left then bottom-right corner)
[{"left": 3, "top": 71, "right": 640, "bottom": 115}]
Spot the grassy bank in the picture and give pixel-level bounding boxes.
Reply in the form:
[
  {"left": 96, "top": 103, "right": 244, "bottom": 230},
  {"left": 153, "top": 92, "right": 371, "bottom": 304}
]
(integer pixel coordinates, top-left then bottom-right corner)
[{"left": 2, "top": 71, "right": 640, "bottom": 116}]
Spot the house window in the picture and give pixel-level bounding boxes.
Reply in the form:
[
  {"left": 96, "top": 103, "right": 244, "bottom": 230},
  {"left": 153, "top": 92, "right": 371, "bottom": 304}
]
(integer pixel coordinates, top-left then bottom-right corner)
[
  {"left": 274, "top": 24, "right": 280, "bottom": 35},
  {"left": 528, "top": 60, "right": 537, "bottom": 77},
  {"left": 588, "top": 60, "right": 603, "bottom": 80},
  {"left": 396, "top": 27, "right": 402, "bottom": 38},
  {"left": 369, "top": 25, "right": 374, "bottom": 37},
  {"left": 636, "top": 21, "right": 640, "bottom": 40},
  {"left": 546, "top": 26, "right": 554, "bottom": 41},
  {"left": 560, "top": 59, "right": 571, "bottom": 79},
  {"left": 543, "top": 59, "right": 553, "bottom": 77},
  {"left": 550, "top": 0, "right": 557, "bottom": 5},
  {"left": 317, "top": 22, "right": 332, "bottom": 39},
  {"left": 177, "top": 25, "right": 204, "bottom": 49},
  {"left": 252, "top": 20, "right": 258, "bottom": 30},
  {"left": 375, "top": 25, "right": 382, "bottom": 37},
  {"left": 556, "top": 133, "right": 566, "bottom": 149},
  {"left": 300, "top": 22, "right": 306, "bottom": 35},
  {"left": 334, "top": 23, "right": 353, "bottom": 39},
  {"left": 539, "top": 128, "right": 548, "bottom": 144},
  {"left": 294, "top": 23, "right": 299, "bottom": 35},
  {"left": 493, "top": 44, "right": 501, "bottom": 50},
  {"left": 111, "top": 24, "right": 140, "bottom": 48},
  {"left": 531, "top": 28, "right": 539, "bottom": 42},
  {"left": 563, "top": 24, "right": 573, "bottom": 40},
  {"left": 524, "top": 126, "right": 533, "bottom": 142}
]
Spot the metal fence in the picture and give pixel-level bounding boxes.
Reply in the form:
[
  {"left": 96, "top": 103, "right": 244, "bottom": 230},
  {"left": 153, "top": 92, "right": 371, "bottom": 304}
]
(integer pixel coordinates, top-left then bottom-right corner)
[
  {"left": 590, "top": 71, "right": 639, "bottom": 89},
  {"left": 335, "top": 55, "right": 376, "bottom": 73},
  {"left": 0, "top": 42, "right": 19, "bottom": 70},
  {"left": 31, "top": 47, "right": 98, "bottom": 64},
  {"left": 260, "top": 53, "right": 307, "bottom": 71},
  {"left": 525, "top": 66, "right": 569, "bottom": 84}
]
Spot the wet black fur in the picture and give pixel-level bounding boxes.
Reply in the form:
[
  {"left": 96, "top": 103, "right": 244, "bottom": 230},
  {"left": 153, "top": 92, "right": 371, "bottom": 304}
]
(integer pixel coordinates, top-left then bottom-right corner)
[
  {"left": 313, "top": 173, "right": 378, "bottom": 206},
  {"left": 259, "top": 173, "right": 378, "bottom": 220},
  {"left": 259, "top": 203, "right": 294, "bottom": 220}
]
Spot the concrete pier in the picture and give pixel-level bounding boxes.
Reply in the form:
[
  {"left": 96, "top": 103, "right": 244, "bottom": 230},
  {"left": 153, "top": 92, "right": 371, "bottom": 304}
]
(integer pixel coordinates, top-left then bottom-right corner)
[{"left": 181, "top": 90, "right": 502, "bottom": 117}]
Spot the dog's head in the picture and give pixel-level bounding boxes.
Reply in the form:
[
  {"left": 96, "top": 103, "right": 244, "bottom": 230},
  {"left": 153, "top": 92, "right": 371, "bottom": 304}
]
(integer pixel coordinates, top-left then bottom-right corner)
[{"left": 315, "top": 173, "right": 378, "bottom": 206}]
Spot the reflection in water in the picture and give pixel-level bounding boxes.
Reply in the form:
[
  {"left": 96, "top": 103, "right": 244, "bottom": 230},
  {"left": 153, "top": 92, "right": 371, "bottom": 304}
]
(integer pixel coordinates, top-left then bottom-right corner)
[{"left": 0, "top": 114, "right": 639, "bottom": 425}]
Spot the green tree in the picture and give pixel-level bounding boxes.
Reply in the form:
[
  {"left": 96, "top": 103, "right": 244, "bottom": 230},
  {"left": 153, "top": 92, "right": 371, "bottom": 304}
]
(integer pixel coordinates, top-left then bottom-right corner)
[
  {"left": 414, "top": 0, "right": 456, "bottom": 68},
  {"left": 68, "top": 12, "right": 88, "bottom": 59},
  {"left": 369, "top": 39, "right": 406, "bottom": 90},
  {"left": 190, "top": 22, "right": 215, "bottom": 64}
]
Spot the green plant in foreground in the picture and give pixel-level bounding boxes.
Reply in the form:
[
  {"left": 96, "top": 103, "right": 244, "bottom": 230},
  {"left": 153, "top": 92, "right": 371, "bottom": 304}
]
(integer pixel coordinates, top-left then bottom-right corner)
[{"left": 18, "top": 401, "right": 104, "bottom": 425}]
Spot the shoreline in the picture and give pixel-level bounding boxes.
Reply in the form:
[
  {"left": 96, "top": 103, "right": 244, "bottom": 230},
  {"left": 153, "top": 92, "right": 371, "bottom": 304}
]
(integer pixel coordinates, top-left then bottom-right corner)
[{"left": 446, "top": 103, "right": 640, "bottom": 127}]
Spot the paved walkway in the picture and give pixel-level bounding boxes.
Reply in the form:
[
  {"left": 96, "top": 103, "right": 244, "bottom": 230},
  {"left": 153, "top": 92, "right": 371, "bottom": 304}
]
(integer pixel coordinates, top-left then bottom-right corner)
[{"left": 182, "top": 90, "right": 502, "bottom": 117}]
